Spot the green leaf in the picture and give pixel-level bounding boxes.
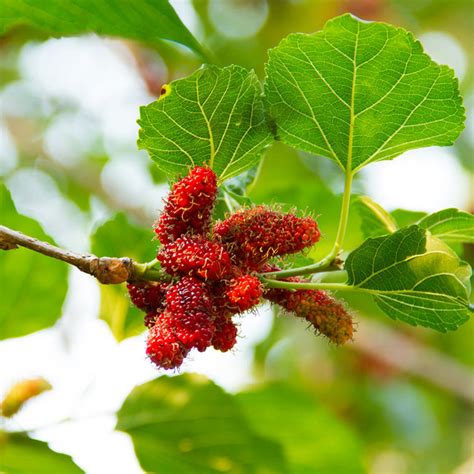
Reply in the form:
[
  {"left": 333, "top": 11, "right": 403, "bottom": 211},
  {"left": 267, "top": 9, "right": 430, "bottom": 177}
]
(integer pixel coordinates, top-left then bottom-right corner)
[
  {"left": 418, "top": 208, "right": 474, "bottom": 244},
  {"left": 138, "top": 64, "right": 273, "bottom": 182},
  {"left": 265, "top": 14, "right": 465, "bottom": 173},
  {"left": 116, "top": 375, "right": 289, "bottom": 474},
  {"left": 91, "top": 213, "right": 155, "bottom": 340},
  {"left": 236, "top": 384, "right": 364, "bottom": 474},
  {"left": 346, "top": 226, "right": 472, "bottom": 332},
  {"left": 0, "top": 184, "right": 68, "bottom": 339},
  {"left": 354, "top": 195, "right": 397, "bottom": 238},
  {"left": 0, "top": 0, "right": 206, "bottom": 58},
  {"left": 391, "top": 208, "right": 427, "bottom": 228},
  {"left": 0, "top": 432, "right": 83, "bottom": 473}
]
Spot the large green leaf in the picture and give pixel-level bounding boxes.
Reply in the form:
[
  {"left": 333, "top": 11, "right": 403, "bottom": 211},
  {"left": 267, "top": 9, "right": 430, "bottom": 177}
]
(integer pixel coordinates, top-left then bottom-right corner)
[
  {"left": 0, "top": 184, "right": 68, "bottom": 339},
  {"left": 91, "top": 213, "right": 155, "bottom": 340},
  {"left": 116, "top": 375, "right": 288, "bottom": 474},
  {"left": 265, "top": 14, "right": 464, "bottom": 172},
  {"left": 236, "top": 384, "right": 364, "bottom": 474},
  {"left": 345, "top": 226, "right": 472, "bottom": 331},
  {"left": 0, "top": 432, "right": 83, "bottom": 473},
  {"left": 418, "top": 208, "right": 474, "bottom": 244},
  {"left": 0, "top": 0, "right": 205, "bottom": 57},
  {"left": 138, "top": 64, "right": 273, "bottom": 182}
]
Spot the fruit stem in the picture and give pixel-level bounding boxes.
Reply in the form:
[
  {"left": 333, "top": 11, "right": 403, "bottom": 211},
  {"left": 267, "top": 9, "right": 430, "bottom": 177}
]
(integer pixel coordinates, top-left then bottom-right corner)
[
  {"left": 261, "top": 277, "right": 355, "bottom": 292},
  {"left": 131, "top": 260, "right": 169, "bottom": 282}
]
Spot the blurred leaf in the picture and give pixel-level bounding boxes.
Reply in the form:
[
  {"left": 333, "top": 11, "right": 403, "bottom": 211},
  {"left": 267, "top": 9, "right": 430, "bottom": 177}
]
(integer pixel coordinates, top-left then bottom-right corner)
[
  {"left": 264, "top": 14, "right": 465, "bottom": 172},
  {"left": 236, "top": 383, "right": 364, "bottom": 474},
  {"left": 221, "top": 187, "right": 253, "bottom": 207},
  {"left": 391, "top": 208, "right": 427, "bottom": 228},
  {"left": 0, "top": 0, "right": 206, "bottom": 58},
  {"left": 225, "top": 163, "right": 261, "bottom": 196},
  {"left": 0, "top": 432, "right": 83, "bottom": 473},
  {"left": 418, "top": 208, "right": 474, "bottom": 244},
  {"left": 98, "top": 284, "right": 144, "bottom": 341},
  {"left": 116, "top": 375, "right": 289, "bottom": 474},
  {"left": 354, "top": 195, "right": 397, "bottom": 238},
  {"left": 0, "top": 184, "right": 68, "bottom": 339},
  {"left": 91, "top": 213, "right": 154, "bottom": 340},
  {"left": 138, "top": 64, "right": 273, "bottom": 182},
  {"left": 346, "top": 226, "right": 472, "bottom": 331},
  {"left": 91, "top": 212, "right": 155, "bottom": 261}
]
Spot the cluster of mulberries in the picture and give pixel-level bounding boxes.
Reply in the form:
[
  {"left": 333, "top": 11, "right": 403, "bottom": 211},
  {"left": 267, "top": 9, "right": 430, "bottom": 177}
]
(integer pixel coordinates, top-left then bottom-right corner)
[{"left": 127, "top": 166, "right": 353, "bottom": 370}]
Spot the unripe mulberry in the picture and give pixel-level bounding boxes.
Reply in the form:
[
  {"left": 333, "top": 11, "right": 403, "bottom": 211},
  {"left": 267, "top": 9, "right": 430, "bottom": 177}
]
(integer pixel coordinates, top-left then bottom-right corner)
[
  {"left": 212, "top": 315, "right": 238, "bottom": 352},
  {"left": 158, "top": 235, "right": 232, "bottom": 280},
  {"left": 155, "top": 166, "right": 217, "bottom": 244},
  {"left": 146, "top": 318, "right": 188, "bottom": 370},
  {"left": 214, "top": 206, "right": 320, "bottom": 270},
  {"left": 226, "top": 275, "right": 263, "bottom": 312},
  {"left": 265, "top": 279, "right": 353, "bottom": 344},
  {"left": 127, "top": 282, "right": 167, "bottom": 313}
]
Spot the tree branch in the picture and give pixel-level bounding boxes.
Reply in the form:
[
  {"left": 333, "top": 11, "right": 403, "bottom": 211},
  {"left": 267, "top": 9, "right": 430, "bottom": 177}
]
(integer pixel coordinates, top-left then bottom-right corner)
[{"left": 0, "top": 225, "right": 166, "bottom": 284}]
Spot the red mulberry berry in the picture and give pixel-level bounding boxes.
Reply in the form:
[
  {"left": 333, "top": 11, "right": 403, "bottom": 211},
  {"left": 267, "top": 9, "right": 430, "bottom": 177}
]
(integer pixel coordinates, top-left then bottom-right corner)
[
  {"left": 127, "top": 282, "right": 167, "bottom": 313},
  {"left": 146, "top": 319, "right": 188, "bottom": 370},
  {"left": 226, "top": 275, "right": 263, "bottom": 312},
  {"left": 166, "top": 310, "right": 215, "bottom": 352},
  {"left": 158, "top": 235, "right": 231, "bottom": 280},
  {"left": 144, "top": 311, "right": 158, "bottom": 329},
  {"left": 212, "top": 315, "right": 238, "bottom": 352},
  {"left": 163, "top": 278, "right": 216, "bottom": 351},
  {"left": 214, "top": 206, "right": 320, "bottom": 270},
  {"left": 155, "top": 166, "right": 217, "bottom": 244},
  {"left": 264, "top": 273, "right": 353, "bottom": 344},
  {"left": 165, "top": 277, "right": 212, "bottom": 314},
  {"left": 209, "top": 281, "right": 237, "bottom": 317}
]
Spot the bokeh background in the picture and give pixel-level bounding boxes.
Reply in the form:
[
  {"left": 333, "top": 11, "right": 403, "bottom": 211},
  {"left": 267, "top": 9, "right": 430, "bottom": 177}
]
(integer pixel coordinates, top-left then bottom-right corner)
[{"left": 0, "top": 0, "right": 473, "bottom": 473}]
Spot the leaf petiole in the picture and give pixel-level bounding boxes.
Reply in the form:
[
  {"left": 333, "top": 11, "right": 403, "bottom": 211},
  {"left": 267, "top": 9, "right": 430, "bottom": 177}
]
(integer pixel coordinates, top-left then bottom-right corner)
[{"left": 261, "top": 277, "right": 355, "bottom": 293}]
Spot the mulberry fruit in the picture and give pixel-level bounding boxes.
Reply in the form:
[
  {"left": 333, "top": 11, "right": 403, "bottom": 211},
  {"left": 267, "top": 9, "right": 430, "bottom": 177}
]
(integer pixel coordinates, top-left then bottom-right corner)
[
  {"left": 165, "top": 310, "right": 215, "bottom": 352},
  {"left": 146, "top": 318, "right": 188, "bottom": 370},
  {"left": 265, "top": 281, "right": 353, "bottom": 344},
  {"left": 127, "top": 282, "right": 167, "bottom": 313},
  {"left": 155, "top": 166, "right": 217, "bottom": 244},
  {"left": 165, "top": 277, "right": 212, "bottom": 314},
  {"left": 212, "top": 315, "right": 238, "bottom": 352},
  {"left": 158, "top": 235, "right": 232, "bottom": 280},
  {"left": 226, "top": 275, "right": 263, "bottom": 312},
  {"left": 214, "top": 206, "right": 320, "bottom": 270}
]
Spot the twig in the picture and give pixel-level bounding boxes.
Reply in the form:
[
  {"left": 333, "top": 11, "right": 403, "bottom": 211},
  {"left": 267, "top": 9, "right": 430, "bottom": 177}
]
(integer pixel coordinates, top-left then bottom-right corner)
[{"left": 0, "top": 225, "right": 165, "bottom": 284}]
